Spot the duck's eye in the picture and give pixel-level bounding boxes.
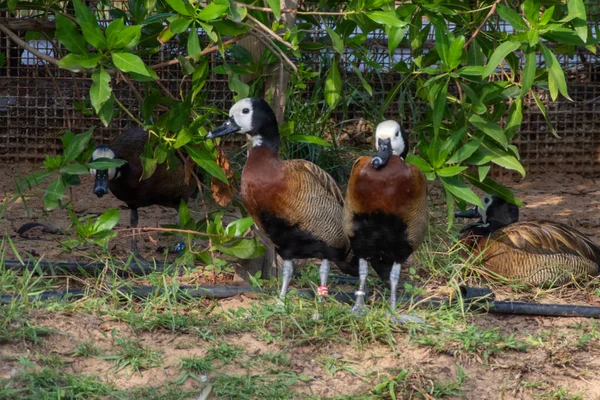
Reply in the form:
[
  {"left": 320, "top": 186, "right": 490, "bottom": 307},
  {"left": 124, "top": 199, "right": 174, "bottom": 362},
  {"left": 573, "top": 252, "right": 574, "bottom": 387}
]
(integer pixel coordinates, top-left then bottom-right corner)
[
  {"left": 395, "top": 130, "right": 400, "bottom": 137},
  {"left": 242, "top": 108, "right": 250, "bottom": 114},
  {"left": 484, "top": 197, "right": 490, "bottom": 205}
]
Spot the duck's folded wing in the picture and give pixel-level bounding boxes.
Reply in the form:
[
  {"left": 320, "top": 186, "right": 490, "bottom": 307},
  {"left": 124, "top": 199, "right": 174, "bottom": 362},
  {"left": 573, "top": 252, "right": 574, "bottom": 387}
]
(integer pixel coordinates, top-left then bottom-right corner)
[{"left": 492, "top": 221, "right": 600, "bottom": 264}]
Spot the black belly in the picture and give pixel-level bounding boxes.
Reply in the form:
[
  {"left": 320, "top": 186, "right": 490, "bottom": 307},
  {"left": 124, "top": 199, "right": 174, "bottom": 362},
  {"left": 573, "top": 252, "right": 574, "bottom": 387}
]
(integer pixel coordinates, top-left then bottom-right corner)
[
  {"left": 259, "top": 212, "right": 349, "bottom": 263},
  {"left": 349, "top": 212, "right": 413, "bottom": 281}
]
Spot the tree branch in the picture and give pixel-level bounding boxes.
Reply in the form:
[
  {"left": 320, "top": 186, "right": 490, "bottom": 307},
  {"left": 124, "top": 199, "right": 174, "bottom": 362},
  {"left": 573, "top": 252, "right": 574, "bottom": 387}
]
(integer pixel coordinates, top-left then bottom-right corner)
[
  {"left": 0, "top": 22, "right": 60, "bottom": 67},
  {"left": 245, "top": 13, "right": 297, "bottom": 51},
  {"left": 150, "top": 36, "right": 244, "bottom": 70},
  {"left": 464, "top": 0, "right": 501, "bottom": 49}
]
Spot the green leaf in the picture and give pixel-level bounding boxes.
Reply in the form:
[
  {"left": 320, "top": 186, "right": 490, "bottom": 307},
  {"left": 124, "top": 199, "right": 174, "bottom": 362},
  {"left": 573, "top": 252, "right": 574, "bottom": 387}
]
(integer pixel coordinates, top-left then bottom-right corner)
[
  {"left": 447, "top": 35, "right": 465, "bottom": 70},
  {"left": 87, "top": 159, "right": 127, "bottom": 170},
  {"left": 539, "top": 6, "right": 555, "bottom": 27},
  {"left": 434, "top": 20, "right": 449, "bottom": 67},
  {"left": 432, "top": 79, "right": 448, "bottom": 137},
  {"left": 225, "top": 217, "right": 254, "bottom": 237},
  {"left": 568, "top": 0, "right": 588, "bottom": 43},
  {"left": 44, "top": 178, "right": 66, "bottom": 210},
  {"left": 90, "top": 67, "right": 112, "bottom": 113},
  {"left": 165, "top": 0, "right": 194, "bottom": 16},
  {"left": 443, "top": 186, "right": 455, "bottom": 230},
  {"left": 113, "top": 25, "right": 142, "bottom": 50},
  {"left": 350, "top": 64, "right": 372, "bottom": 96},
  {"left": 325, "top": 26, "right": 344, "bottom": 55},
  {"left": 366, "top": 11, "right": 405, "bottom": 27},
  {"left": 197, "top": 2, "right": 229, "bottom": 21},
  {"left": 187, "top": 27, "right": 201, "bottom": 60},
  {"left": 98, "top": 95, "right": 115, "bottom": 127},
  {"left": 540, "top": 43, "right": 571, "bottom": 101},
  {"left": 287, "top": 135, "right": 331, "bottom": 147},
  {"left": 440, "top": 175, "right": 483, "bottom": 207},
  {"left": 324, "top": 60, "right": 342, "bottom": 109},
  {"left": 55, "top": 14, "right": 88, "bottom": 54},
  {"left": 179, "top": 199, "right": 191, "bottom": 226},
  {"left": 405, "top": 154, "right": 433, "bottom": 172},
  {"left": 482, "top": 41, "right": 521, "bottom": 78},
  {"left": 63, "top": 128, "right": 94, "bottom": 164},
  {"left": 505, "top": 98, "right": 523, "bottom": 140},
  {"left": 478, "top": 165, "right": 490, "bottom": 182},
  {"left": 228, "top": 73, "right": 249, "bottom": 100},
  {"left": 105, "top": 18, "right": 125, "bottom": 43},
  {"left": 532, "top": 92, "right": 558, "bottom": 138},
  {"left": 94, "top": 208, "right": 120, "bottom": 232},
  {"left": 112, "top": 52, "right": 151, "bottom": 75},
  {"left": 447, "top": 135, "right": 483, "bottom": 164},
  {"left": 523, "top": 0, "right": 540, "bottom": 26},
  {"left": 436, "top": 165, "right": 467, "bottom": 177},
  {"left": 464, "top": 174, "right": 524, "bottom": 206},
  {"left": 216, "top": 238, "right": 264, "bottom": 259},
  {"left": 73, "top": 0, "right": 106, "bottom": 49},
  {"left": 185, "top": 144, "right": 229, "bottom": 184},
  {"left": 387, "top": 25, "right": 408, "bottom": 55},
  {"left": 468, "top": 114, "right": 507, "bottom": 148},
  {"left": 481, "top": 142, "right": 526, "bottom": 177},
  {"left": 497, "top": 4, "right": 528, "bottom": 31},
  {"left": 170, "top": 17, "right": 192, "bottom": 34},
  {"left": 7, "top": 0, "right": 16, "bottom": 12},
  {"left": 521, "top": 48, "right": 536, "bottom": 97},
  {"left": 174, "top": 128, "right": 192, "bottom": 149},
  {"left": 439, "top": 127, "right": 467, "bottom": 163},
  {"left": 59, "top": 163, "right": 89, "bottom": 175},
  {"left": 266, "top": 0, "right": 281, "bottom": 21},
  {"left": 467, "top": 38, "right": 484, "bottom": 66}
]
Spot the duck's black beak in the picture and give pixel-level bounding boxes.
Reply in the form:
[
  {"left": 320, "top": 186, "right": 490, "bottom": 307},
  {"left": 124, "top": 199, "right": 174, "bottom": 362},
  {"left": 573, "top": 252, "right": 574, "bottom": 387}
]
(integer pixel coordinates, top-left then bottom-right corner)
[
  {"left": 371, "top": 138, "right": 392, "bottom": 170},
  {"left": 93, "top": 170, "right": 109, "bottom": 198},
  {"left": 455, "top": 207, "right": 479, "bottom": 219},
  {"left": 206, "top": 118, "right": 241, "bottom": 139}
]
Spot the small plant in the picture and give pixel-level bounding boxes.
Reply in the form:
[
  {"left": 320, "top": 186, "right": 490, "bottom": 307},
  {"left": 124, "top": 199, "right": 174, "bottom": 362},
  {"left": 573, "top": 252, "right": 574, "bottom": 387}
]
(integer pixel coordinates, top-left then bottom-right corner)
[
  {"left": 103, "top": 330, "right": 163, "bottom": 373},
  {"left": 72, "top": 340, "right": 102, "bottom": 358},
  {"left": 177, "top": 355, "right": 214, "bottom": 383},
  {"left": 205, "top": 341, "right": 243, "bottom": 364}
]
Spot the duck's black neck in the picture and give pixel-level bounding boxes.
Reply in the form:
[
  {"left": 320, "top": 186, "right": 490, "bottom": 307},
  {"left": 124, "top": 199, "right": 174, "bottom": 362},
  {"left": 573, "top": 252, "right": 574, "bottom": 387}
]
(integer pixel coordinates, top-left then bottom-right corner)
[{"left": 252, "top": 123, "right": 280, "bottom": 152}]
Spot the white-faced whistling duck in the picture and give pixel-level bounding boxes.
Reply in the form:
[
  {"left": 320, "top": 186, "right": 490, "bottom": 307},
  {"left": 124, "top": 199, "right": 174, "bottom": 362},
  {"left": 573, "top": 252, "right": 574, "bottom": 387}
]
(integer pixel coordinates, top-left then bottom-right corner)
[
  {"left": 206, "top": 97, "right": 357, "bottom": 299},
  {"left": 456, "top": 194, "right": 600, "bottom": 286},
  {"left": 343, "top": 120, "right": 428, "bottom": 322},
  {"left": 90, "top": 127, "right": 198, "bottom": 261}
]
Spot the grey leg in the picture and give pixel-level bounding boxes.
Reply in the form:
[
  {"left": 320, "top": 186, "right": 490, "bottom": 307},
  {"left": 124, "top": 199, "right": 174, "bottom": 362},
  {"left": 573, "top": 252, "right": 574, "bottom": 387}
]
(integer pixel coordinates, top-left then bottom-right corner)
[
  {"left": 388, "top": 262, "right": 423, "bottom": 324},
  {"left": 130, "top": 208, "right": 149, "bottom": 265},
  {"left": 279, "top": 259, "right": 294, "bottom": 300},
  {"left": 389, "top": 262, "right": 401, "bottom": 312},
  {"left": 317, "top": 259, "right": 330, "bottom": 297},
  {"left": 351, "top": 258, "right": 369, "bottom": 315}
]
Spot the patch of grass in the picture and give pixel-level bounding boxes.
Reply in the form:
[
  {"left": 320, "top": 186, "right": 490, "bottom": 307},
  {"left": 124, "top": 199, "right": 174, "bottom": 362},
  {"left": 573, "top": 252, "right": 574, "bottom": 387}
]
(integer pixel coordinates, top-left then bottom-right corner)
[
  {"left": 103, "top": 330, "right": 163, "bottom": 373},
  {"left": 177, "top": 355, "right": 214, "bottom": 383},
  {"left": 370, "top": 366, "right": 468, "bottom": 399},
  {"left": 536, "top": 387, "right": 584, "bottom": 400},
  {"left": 407, "top": 306, "right": 527, "bottom": 361},
  {"left": 71, "top": 339, "right": 102, "bottom": 357},
  {"left": 206, "top": 341, "right": 243, "bottom": 363},
  {"left": 211, "top": 372, "right": 301, "bottom": 400},
  {"left": 0, "top": 357, "right": 117, "bottom": 400},
  {"left": 0, "top": 310, "right": 53, "bottom": 345}
]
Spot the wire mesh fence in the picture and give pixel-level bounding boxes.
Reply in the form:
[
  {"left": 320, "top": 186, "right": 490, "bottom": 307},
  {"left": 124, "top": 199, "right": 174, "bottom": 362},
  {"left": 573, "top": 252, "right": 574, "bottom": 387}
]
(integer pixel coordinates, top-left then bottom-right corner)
[{"left": 0, "top": 1, "right": 599, "bottom": 177}]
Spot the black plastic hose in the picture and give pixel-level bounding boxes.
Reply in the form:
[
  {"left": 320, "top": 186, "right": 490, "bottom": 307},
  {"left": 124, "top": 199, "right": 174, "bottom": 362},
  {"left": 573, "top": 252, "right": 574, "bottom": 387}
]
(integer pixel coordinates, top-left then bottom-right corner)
[{"left": 3, "top": 259, "right": 171, "bottom": 276}]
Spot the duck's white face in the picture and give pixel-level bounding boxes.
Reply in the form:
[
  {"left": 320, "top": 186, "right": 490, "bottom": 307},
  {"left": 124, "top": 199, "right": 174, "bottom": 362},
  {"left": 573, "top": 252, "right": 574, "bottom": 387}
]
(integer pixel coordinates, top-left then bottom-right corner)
[
  {"left": 89, "top": 147, "right": 118, "bottom": 180},
  {"left": 229, "top": 98, "right": 254, "bottom": 134},
  {"left": 477, "top": 194, "right": 494, "bottom": 223},
  {"left": 375, "top": 120, "right": 405, "bottom": 157}
]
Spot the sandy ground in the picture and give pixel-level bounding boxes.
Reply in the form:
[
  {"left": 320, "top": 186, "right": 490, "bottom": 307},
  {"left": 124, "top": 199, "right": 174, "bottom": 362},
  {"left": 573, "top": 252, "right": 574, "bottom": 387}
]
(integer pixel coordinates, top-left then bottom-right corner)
[{"left": 1, "top": 164, "right": 600, "bottom": 399}]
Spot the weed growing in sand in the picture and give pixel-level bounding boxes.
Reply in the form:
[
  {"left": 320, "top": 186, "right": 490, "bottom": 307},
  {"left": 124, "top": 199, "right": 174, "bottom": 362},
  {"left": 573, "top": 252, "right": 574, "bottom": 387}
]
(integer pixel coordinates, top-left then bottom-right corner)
[
  {"left": 211, "top": 372, "right": 300, "bottom": 400},
  {"left": 102, "top": 330, "right": 163, "bottom": 373},
  {"left": 72, "top": 339, "right": 102, "bottom": 357},
  {"left": 205, "top": 341, "right": 244, "bottom": 363},
  {"left": 177, "top": 355, "right": 214, "bottom": 384}
]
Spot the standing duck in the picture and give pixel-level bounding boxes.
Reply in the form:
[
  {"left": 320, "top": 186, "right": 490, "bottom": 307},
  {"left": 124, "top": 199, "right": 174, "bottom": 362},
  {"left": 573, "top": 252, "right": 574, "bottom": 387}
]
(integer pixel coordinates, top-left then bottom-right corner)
[
  {"left": 206, "top": 98, "right": 356, "bottom": 299},
  {"left": 456, "top": 194, "right": 600, "bottom": 286},
  {"left": 90, "top": 127, "right": 198, "bottom": 261},
  {"left": 343, "top": 120, "right": 428, "bottom": 321}
]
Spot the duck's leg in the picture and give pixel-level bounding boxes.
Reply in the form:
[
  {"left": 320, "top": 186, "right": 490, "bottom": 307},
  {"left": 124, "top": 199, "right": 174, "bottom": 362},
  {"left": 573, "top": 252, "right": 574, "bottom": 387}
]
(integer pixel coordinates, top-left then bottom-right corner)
[
  {"left": 388, "top": 262, "right": 422, "bottom": 324},
  {"left": 317, "top": 259, "right": 330, "bottom": 298},
  {"left": 279, "top": 259, "right": 294, "bottom": 300},
  {"left": 351, "top": 258, "right": 369, "bottom": 315},
  {"left": 130, "top": 208, "right": 149, "bottom": 265}
]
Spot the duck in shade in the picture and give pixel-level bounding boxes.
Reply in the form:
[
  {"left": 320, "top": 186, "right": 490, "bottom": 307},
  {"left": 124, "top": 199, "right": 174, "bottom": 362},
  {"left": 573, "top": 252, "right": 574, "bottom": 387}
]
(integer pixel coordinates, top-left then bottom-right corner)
[{"left": 456, "top": 194, "right": 600, "bottom": 286}]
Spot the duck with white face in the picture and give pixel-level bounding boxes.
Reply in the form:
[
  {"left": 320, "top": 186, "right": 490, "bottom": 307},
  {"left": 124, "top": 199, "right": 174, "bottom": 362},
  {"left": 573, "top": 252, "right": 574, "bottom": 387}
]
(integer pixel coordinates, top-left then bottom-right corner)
[{"left": 89, "top": 145, "right": 120, "bottom": 198}]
